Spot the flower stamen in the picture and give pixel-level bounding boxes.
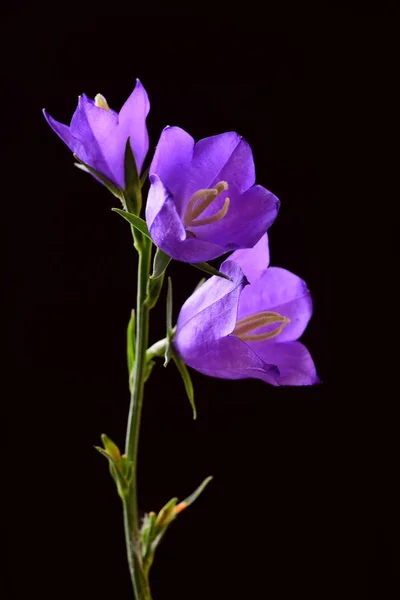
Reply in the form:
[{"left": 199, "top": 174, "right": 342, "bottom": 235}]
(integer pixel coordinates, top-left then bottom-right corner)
[
  {"left": 233, "top": 310, "right": 290, "bottom": 342},
  {"left": 184, "top": 181, "right": 230, "bottom": 228}
]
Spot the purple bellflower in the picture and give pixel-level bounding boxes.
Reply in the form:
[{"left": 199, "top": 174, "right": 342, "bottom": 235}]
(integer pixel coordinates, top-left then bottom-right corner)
[
  {"left": 145, "top": 127, "right": 280, "bottom": 263},
  {"left": 43, "top": 79, "right": 149, "bottom": 188},
  {"left": 174, "top": 234, "right": 319, "bottom": 386}
]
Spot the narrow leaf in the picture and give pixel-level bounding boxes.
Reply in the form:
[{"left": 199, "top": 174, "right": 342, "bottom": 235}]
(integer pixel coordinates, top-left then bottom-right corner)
[
  {"left": 112, "top": 208, "right": 151, "bottom": 239},
  {"left": 127, "top": 309, "right": 135, "bottom": 376},
  {"left": 101, "top": 434, "right": 121, "bottom": 464},
  {"left": 182, "top": 476, "right": 213, "bottom": 507},
  {"left": 146, "top": 272, "right": 165, "bottom": 310},
  {"left": 190, "top": 261, "right": 231, "bottom": 280},
  {"left": 73, "top": 154, "right": 123, "bottom": 200},
  {"left": 141, "top": 512, "right": 157, "bottom": 560},
  {"left": 74, "top": 162, "right": 90, "bottom": 174},
  {"left": 173, "top": 355, "right": 197, "bottom": 419},
  {"left": 150, "top": 247, "right": 171, "bottom": 279},
  {"left": 123, "top": 138, "right": 141, "bottom": 214},
  {"left": 143, "top": 359, "right": 156, "bottom": 383},
  {"left": 140, "top": 166, "right": 149, "bottom": 188},
  {"left": 94, "top": 446, "right": 127, "bottom": 494}
]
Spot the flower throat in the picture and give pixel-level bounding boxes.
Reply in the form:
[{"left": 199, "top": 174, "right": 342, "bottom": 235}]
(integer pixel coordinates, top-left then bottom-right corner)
[{"left": 183, "top": 181, "right": 230, "bottom": 230}]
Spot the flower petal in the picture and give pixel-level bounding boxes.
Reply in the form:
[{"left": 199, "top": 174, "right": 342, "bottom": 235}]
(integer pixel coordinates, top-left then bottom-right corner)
[
  {"left": 42, "top": 110, "right": 82, "bottom": 155},
  {"left": 117, "top": 79, "right": 150, "bottom": 173},
  {"left": 179, "top": 334, "right": 280, "bottom": 385},
  {"left": 146, "top": 173, "right": 186, "bottom": 241},
  {"left": 176, "top": 260, "right": 246, "bottom": 336},
  {"left": 150, "top": 126, "right": 195, "bottom": 206},
  {"left": 248, "top": 341, "right": 319, "bottom": 385},
  {"left": 69, "top": 95, "right": 117, "bottom": 183},
  {"left": 237, "top": 267, "right": 313, "bottom": 342},
  {"left": 225, "top": 233, "right": 270, "bottom": 283},
  {"left": 146, "top": 175, "right": 230, "bottom": 262},
  {"left": 191, "top": 132, "right": 255, "bottom": 192},
  {"left": 196, "top": 184, "right": 279, "bottom": 250}
]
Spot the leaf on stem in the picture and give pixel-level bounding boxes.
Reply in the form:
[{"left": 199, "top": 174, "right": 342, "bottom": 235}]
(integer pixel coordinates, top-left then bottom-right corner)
[
  {"left": 73, "top": 155, "right": 123, "bottom": 201},
  {"left": 94, "top": 434, "right": 132, "bottom": 499},
  {"left": 123, "top": 138, "right": 141, "bottom": 214},
  {"left": 190, "top": 261, "right": 231, "bottom": 280},
  {"left": 127, "top": 309, "right": 135, "bottom": 378},
  {"left": 150, "top": 247, "right": 171, "bottom": 279},
  {"left": 140, "top": 166, "right": 149, "bottom": 188},
  {"left": 181, "top": 476, "right": 213, "bottom": 508},
  {"left": 112, "top": 208, "right": 151, "bottom": 239},
  {"left": 172, "top": 355, "right": 197, "bottom": 419}
]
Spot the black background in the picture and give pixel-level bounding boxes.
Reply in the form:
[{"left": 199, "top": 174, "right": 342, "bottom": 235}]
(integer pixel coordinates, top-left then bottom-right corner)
[{"left": 5, "top": 9, "right": 398, "bottom": 600}]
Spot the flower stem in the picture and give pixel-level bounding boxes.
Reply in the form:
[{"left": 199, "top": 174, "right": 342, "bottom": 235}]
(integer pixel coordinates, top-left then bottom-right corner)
[{"left": 123, "top": 230, "right": 152, "bottom": 600}]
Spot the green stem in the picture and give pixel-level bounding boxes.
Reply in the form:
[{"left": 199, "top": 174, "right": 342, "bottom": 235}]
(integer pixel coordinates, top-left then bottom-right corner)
[{"left": 123, "top": 230, "right": 152, "bottom": 600}]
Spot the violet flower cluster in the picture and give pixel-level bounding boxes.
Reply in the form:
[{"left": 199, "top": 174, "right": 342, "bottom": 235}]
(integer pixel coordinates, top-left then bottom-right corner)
[{"left": 44, "top": 79, "right": 318, "bottom": 387}]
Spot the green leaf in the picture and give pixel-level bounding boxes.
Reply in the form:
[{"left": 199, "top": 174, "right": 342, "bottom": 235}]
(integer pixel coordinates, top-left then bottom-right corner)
[
  {"left": 172, "top": 355, "right": 197, "bottom": 419},
  {"left": 182, "top": 476, "right": 213, "bottom": 507},
  {"left": 127, "top": 309, "right": 135, "bottom": 378},
  {"left": 146, "top": 272, "right": 165, "bottom": 310},
  {"left": 140, "top": 166, "right": 149, "bottom": 188},
  {"left": 73, "top": 155, "right": 123, "bottom": 201},
  {"left": 123, "top": 138, "right": 141, "bottom": 214},
  {"left": 112, "top": 208, "right": 151, "bottom": 239},
  {"left": 150, "top": 247, "right": 171, "bottom": 279},
  {"left": 190, "top": 261, "right": 231, "bottom": 280},
  {"left": 141, "top": 511, "right": 157, "bottom": 560},
  {"left": 101, "top": 433, "right": 121, "bottom": 463},
  {"left": 120, "top": 454, "right": 134, "bottom": 484},
  {"left": 94, "top": 445, "right": 128, "bottom": 497},
  {"left": 164, "top": 277, "right": 173, "bottom": 367},
  {"left": 143, "top": 359, "right": 156, "bottom": 383}
]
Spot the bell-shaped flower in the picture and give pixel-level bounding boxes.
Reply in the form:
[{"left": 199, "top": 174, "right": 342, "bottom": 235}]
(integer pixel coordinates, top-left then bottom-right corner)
[
  {"left": 43, "top": 79, "right": 149, "bottom": 188},
  {"left": 145, "top": 127, "right": 280, "bottom": 262},
  {"left": 174, "top": 234, "right": 319, "bottom": 385}
]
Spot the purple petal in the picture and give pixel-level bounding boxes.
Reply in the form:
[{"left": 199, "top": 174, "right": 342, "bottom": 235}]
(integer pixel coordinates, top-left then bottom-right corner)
[
  {"left": 195, "top": 184, "right": 279, "bottom": 249},
  {"left": 150, "top": 130, "right": 255, "bottom": 219},
  {"left": 249, "top": 341, "right": 319, "bottom": 385},
  {"left": 227, "top": 233, "right": 270, "bottom": 283},
  {"left": 117, "top": 79, "right": 150, "bottom": 173},
  {"left": 146, "top": 174, "right": 229, "bottom": 262},
  {"left": 190, "top": 132, "right": 255, "bottom": 193},
  {"left": 150, "top": 126, "right": 195, "bottom": 210},
  {"left": 42, "top": 110, "right": 81, "bottom": 155},
  {"left": 146, "top": 173, "right": 186, "bottom": 240},
  {"left": 176, "top": 260, "right": 247, "bottom": 337},
  {"left": 179, "top": 334, "right": 280, "bottom": 385},
  {"left": 69, "top": 95, "right": 117, "bottom": 183},
  {"left": 237, "top": 267, "right": 313, "bottom": 342}
]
